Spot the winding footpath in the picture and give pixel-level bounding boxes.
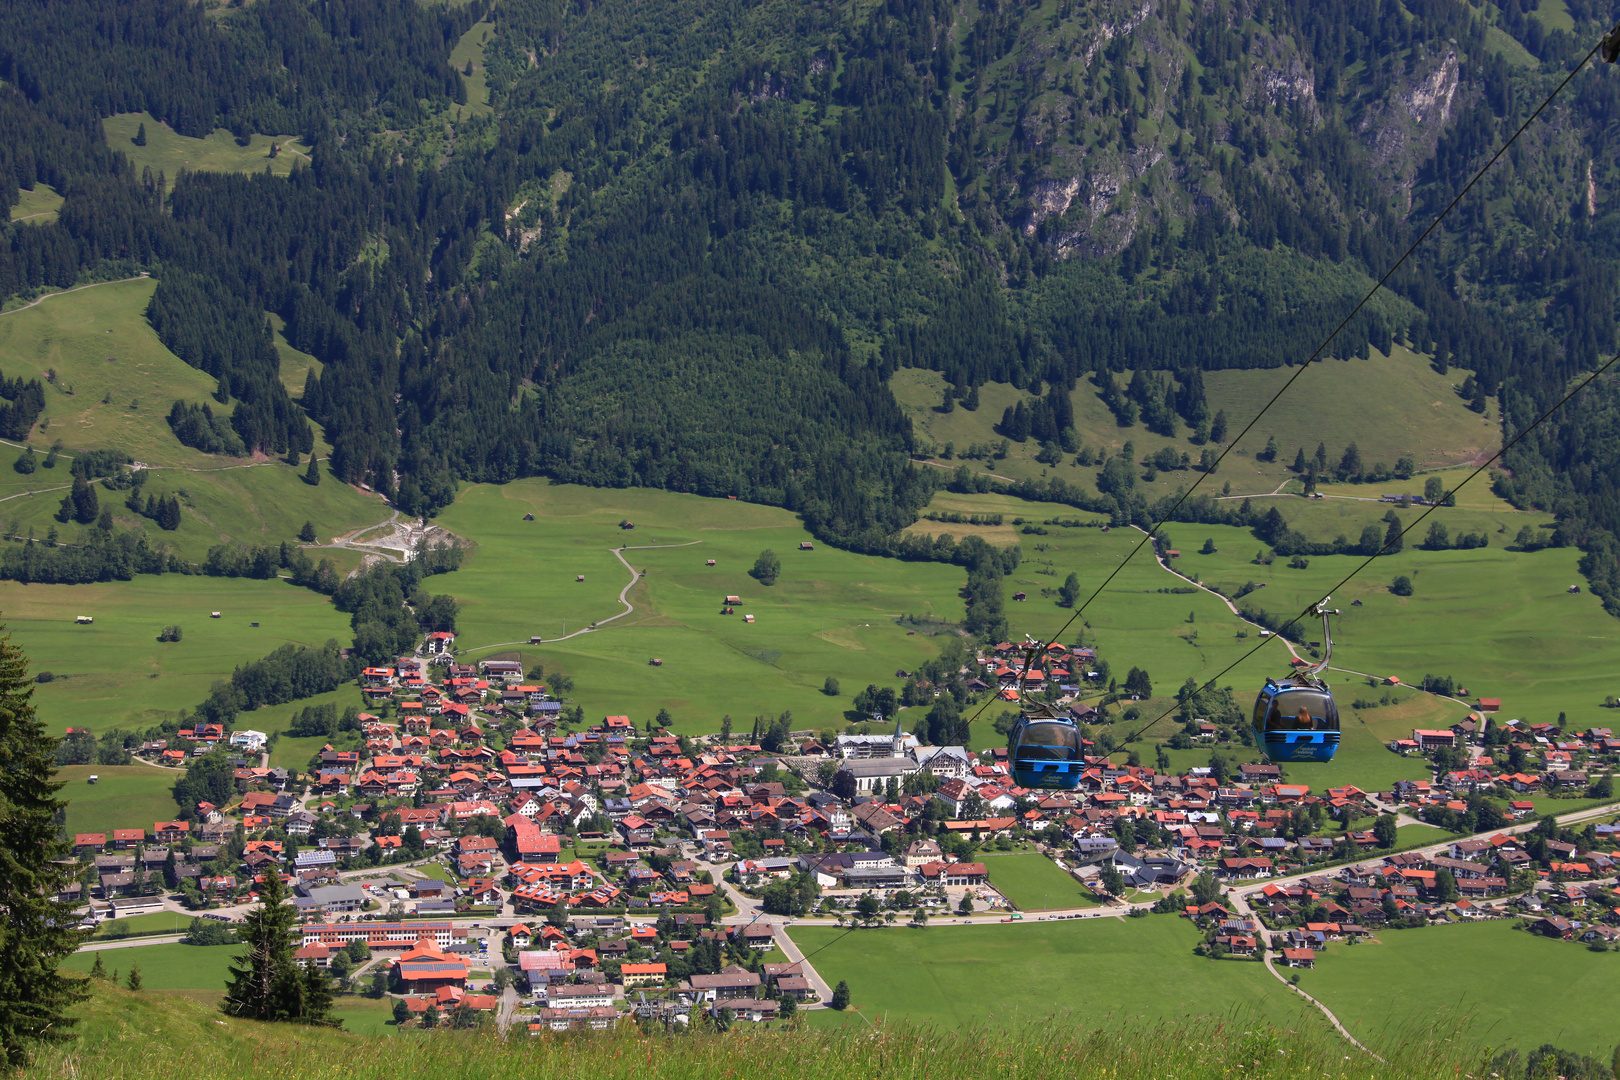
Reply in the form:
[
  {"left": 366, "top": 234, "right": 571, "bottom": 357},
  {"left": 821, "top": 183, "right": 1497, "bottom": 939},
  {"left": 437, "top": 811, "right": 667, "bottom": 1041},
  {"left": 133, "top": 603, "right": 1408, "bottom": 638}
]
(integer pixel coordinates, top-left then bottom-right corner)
[
  {"left": 0, "top": 274, "right": 150, "bottom": 319},
  {"left": 457, "top": 540, "right": 703, "bottom": 653}
]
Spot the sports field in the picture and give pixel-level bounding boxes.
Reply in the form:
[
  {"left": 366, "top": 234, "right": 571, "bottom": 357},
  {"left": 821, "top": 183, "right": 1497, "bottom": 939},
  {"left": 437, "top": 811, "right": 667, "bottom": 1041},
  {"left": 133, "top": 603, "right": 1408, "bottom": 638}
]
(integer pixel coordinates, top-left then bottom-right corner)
[
  {"left": 102, "top": 114, "right": 312, "bottom": 186},
  {"left": 434, "top": 480, "right": 969, "bottom": 734},
  {"left": 1295, "top": 921, "right": 1620, "bottom": 1058},
  {"left": 980, "top": 853, "right": 1099, "bottom": 911},
  {"left": 62, "top": 942, "right": 239, "bottom": 992},
  {"left": 57, "top": 765, "right": 180, "bottom": 836},
  {"left": 93, "top": 911, "right": 190, "bottom": 939},
  {"left": 791, "top": 917, "right": 1318, "bottom": 1031},
  {"left": 0, "top": 575, "right": 353, "bottom": 737}
]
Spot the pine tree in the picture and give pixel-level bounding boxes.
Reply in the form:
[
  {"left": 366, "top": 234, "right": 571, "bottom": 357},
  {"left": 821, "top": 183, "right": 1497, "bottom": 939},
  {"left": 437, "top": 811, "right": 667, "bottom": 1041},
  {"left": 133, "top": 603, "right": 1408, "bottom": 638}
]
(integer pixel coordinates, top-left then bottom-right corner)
[
  {"left": 830, "top": 980, "right": 851, "bottom": 1010},
  {"left": 69, "top": 475, "right": 98, "bottom": 524},
  {"left": 222, "top": 868, "right": 335, "bottom": 1025},
  {"left": 298, "top": 521, "right": 317, "bottom": 543},
  {"left": 89, "top": 954, "right": 105, "bottom": 980},
  {"left": 1291, "top": 447, "right": 1305, "bottom": 473},
  {"left": 1383, "top": 518, "right": 1404, "bottom": 554},
  {"left": 126, "top": 964, "right": 142, "bottom": 991},
  {"left": 304, "top": 456, "right": 320, "bottom": 486},
  {"left": 133, "top": 122, "right": 147, "bottom": 146},
  {"left": 1209, "top": 409, "right": 1227, "bottom": 443},
  {"left": 0, "top": 628, "right": 90, "bottom": 1067}
]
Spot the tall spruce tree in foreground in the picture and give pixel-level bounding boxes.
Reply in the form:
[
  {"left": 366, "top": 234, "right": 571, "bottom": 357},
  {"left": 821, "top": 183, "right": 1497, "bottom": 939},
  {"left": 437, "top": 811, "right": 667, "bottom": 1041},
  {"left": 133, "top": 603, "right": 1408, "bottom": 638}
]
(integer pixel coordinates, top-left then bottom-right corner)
[
  {"left": 222, "top": 867, "right": 338, "bottom": 1026},
  {"left": 0, "top": 629, "right": 90, "bottom": 1067}
]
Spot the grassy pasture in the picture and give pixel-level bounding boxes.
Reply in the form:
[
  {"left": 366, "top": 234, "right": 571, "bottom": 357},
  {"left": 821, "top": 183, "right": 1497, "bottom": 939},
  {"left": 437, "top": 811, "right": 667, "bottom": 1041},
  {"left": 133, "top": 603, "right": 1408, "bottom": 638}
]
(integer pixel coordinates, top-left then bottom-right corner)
[
  {"left": 1178, "top": 521, "right": 1620, "bottom": 725},
  {"left": 103, "top": 114, "right": 312, "bottom": 186},
  {"left": 0, "top": 277, "right": 385, "bottom": 556},
  {"left": 434, "top": 480, "right": 968, "bottom": 734},
  {"left": 791, "top": 917, "right": 1318, "bottom": 1031},
  {"left": 448, "top": 16, "right": 497, "bottom": 118},
  {"left": 10, "top": 183, "right": 63, "bottom": 224},
  {"left": 1295, "top": 921, "right": 1619, "bottom": 1058},
  {"left": 980, "top": 853, "right": 1099, "bottom": 911},
  {"left": 56, "top": 764, "right": 180, "bottom": 836},
  {"left": 0, "top": 277, "right": 221, "bottom": 461},
  {"left": 893, "top": 346, "right": 1496, "bottom": 506},
  {"left": 1, "top": 575, "right": 353, "bottom": 737}
]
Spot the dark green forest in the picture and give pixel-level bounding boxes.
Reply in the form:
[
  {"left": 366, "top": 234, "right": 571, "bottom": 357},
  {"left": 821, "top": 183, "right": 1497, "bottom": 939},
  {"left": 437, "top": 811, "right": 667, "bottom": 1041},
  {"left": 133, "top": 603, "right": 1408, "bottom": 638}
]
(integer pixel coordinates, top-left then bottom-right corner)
[{"left": 4, "top": 0, "right": 1620, "bottom": 604}]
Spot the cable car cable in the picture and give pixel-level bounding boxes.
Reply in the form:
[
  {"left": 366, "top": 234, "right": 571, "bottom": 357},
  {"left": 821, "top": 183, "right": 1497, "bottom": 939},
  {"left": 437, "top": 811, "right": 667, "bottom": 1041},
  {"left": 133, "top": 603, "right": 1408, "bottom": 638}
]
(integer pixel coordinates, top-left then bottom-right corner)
[
  {"left": 1121, "top": 335, "right": 1620, "bottom": 747},
  {"left": 957, "top": 29, "right": 1612, "bottom": 738}
]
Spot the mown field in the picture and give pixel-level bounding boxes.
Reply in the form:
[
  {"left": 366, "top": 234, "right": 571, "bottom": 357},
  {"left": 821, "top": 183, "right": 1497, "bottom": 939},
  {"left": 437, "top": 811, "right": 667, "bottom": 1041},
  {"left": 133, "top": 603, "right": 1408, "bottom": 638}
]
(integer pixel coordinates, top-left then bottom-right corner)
[
  {"left": 434, "top": 480, "right": 969, "bottom": 734},
  {"left": 56, "top": 765, "right": 180, "bottom": 836},
  {"left": 893, "top": 345, "right": 1497, "bottom": 506},
  {"left": 1295, "top": 920, "right": 1620, "bottom": 1058},
  {"left": 791, "top": 917, "right": 1317, "bottom": 1031},
  {"left": 2, "top": 575, "right": 353, "bottom": 737},
  {"left": 102, "top": 114, "right": 312, "bottom": 187},
  {"left": 980, "top": 853, "right": 1099, "bottom": 911},
  {"left": 62, "top": 942, "right": 239, "bottom": 992}
]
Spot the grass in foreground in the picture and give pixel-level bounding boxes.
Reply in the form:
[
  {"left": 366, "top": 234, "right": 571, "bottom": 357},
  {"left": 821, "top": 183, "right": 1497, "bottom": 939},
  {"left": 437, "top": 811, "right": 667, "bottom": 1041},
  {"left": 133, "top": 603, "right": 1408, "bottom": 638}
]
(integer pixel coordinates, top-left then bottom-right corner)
[{"left": 27, "top": 979, "right": 1499, "bottom": 1080}]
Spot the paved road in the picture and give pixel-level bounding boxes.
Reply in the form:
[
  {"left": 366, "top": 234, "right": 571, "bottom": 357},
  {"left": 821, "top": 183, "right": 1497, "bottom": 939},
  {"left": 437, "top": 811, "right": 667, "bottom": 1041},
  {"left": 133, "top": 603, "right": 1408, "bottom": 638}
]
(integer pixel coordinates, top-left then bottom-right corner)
[{"left": 1229, "top": 800, "right": 1619, "bottom": 901}]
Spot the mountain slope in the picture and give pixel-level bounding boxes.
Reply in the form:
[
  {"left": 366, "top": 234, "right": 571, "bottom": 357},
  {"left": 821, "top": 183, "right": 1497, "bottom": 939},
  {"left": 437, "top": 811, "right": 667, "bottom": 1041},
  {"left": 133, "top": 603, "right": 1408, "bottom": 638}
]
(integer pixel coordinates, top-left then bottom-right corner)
[{"left": 3, "top": 0, "right": 1620, "bottom": 598}]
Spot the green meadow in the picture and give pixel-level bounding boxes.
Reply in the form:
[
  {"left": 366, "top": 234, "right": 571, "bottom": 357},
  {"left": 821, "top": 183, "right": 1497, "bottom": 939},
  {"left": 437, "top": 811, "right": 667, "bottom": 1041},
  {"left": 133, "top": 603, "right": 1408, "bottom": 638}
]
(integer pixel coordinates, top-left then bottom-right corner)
[
  {"left": 0, "top": 575, "right": 353, "bottom": 737},
  {"left": 905, "top": 490, "right": 1278, "bottom": 735},
  {"left": 102, "top": 114, "right": 312, "bottom": 186},
  {"left": 0, "top": 276, "right": 387, "bottom": 556},
  {"left": 434, "top": 480, "right": 967, "bottom": 735},
  {"left": 980, "top": 853, "right": 1099, "bottom": 911},
  {"left": 10, "top": 183, "right": 63, "bottom": 224},
  {"left": 1295, "top": 921, "right": 1619, "bottom": 1058},
  {"left": 448, "top": 15, "right": 497, "bottom": 118},
  {"left": 1175, "top": 519, "right": 1620, "bottom": 725},
  {"left": 791, "top": 917, "right": 1318, "bottom": 1031},
  {"left": 56, "top": 764, "right": 180, "bottom": 836},
  {"left": 892, "top": 346, "right": 1496, "bottom": 506}
]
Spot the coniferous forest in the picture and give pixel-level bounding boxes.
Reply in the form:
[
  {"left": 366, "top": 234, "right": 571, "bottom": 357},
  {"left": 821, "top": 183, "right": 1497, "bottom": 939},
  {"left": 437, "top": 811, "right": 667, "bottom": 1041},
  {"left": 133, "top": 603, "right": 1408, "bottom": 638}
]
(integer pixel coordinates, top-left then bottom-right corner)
[{"left": 5, "top": 0, "right": 1620, "bottom": 601}]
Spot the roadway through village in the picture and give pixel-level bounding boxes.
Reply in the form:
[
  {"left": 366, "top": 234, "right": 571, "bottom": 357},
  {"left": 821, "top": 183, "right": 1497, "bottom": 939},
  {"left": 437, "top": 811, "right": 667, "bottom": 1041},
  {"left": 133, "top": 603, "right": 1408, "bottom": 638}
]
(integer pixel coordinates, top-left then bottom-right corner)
[{"left": 76, "top": 802, "right": 1619, "bottom": 1041}]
